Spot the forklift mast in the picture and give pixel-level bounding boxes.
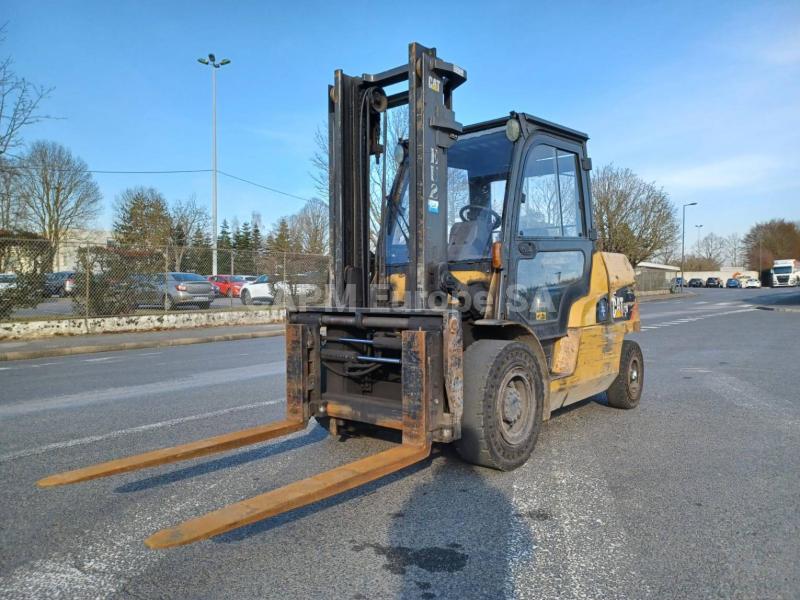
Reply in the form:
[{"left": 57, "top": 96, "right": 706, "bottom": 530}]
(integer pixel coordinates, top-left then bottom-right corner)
[{"left": 328, "top": 42, "right": 466, "bottom": 309}]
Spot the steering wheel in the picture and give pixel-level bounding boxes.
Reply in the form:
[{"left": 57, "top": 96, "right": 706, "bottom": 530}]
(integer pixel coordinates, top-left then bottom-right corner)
[{"left": 459, "top": 204, "right": 501, "bottom": 230}]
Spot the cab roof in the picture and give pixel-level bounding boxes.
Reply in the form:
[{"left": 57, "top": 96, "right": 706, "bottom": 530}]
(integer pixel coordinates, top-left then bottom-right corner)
[{"left": 463, "top": 112, "right": 589, "bottom": 143}]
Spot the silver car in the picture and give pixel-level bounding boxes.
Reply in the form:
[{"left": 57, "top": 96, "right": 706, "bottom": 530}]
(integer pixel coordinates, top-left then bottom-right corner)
[{"left": 128, "top": 273, "right": 214, "bottom": 310}]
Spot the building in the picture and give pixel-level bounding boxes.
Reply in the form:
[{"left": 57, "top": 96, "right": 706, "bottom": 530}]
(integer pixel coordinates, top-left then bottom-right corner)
[{"left": 634, "top": 261, "right": 680, "bottom": 292}]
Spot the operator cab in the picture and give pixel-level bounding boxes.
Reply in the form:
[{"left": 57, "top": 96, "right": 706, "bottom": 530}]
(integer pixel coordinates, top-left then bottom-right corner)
[{"left": 384, "top": 113, "right": 595, "bottom": 340}]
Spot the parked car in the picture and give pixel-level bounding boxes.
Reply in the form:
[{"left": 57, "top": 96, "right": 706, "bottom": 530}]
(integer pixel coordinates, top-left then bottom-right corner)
[
  {"left": 240, "top": 275, "right": 275, "bottom": 305},
  {"left": 0, "top": 273, "right": 17, "bottom": 291},
  {"left": 705, "top": 277, "right": 723, "bottom": 288},
  {"left": 744, "top": 278, "right": 761, "bottom": 288},
  {"left": 43, "top": 271, "right": 75, "bottom": 297},
  {"left": 725, "top": 278, "right": 741, "bottom": 288},
  {"left": 208, "top": 274, "right": 247, "bottom": 298},
  {"left": 122, "top": 272, "right": 214, "bottom": 310},
  {"left": 63, "top": 273, "right": 76, "bottom": 296},
  {"left": 272, "top": 272, "right": 327, "bottom": 299},
  {"left": 688, "top": 278, "right": 705, "bottom": 288}
]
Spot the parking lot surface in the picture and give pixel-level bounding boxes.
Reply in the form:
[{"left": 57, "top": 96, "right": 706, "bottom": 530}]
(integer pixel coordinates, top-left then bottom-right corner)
[{"left": 0, "top": 287, "right": 798, "bottom": 599}]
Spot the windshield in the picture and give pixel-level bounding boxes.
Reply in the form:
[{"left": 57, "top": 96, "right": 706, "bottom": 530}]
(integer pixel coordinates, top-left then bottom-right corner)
[
  {"left": 385, "top": 129, "right": 514, "bottom": 265},
  {"left": 773, "top": 266, "right": 792, "bottom": 274}
]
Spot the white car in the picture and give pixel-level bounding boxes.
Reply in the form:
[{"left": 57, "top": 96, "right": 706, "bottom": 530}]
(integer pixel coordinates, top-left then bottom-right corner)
[
  {"left": 0, "top": 273, "right": 17, "bottom": 291},
  {"left": 744, "top": 278, "right": 761, "bottom": 288},
  {"left": 239, "top": 275, "right": 275, "bottom": 305}
]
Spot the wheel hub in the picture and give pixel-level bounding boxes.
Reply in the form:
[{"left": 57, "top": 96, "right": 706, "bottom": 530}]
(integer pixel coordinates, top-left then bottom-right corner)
[
  {"left": 502, "top": 386, "right": 523, "bottom": 425},
  {"left": 496, "top": 368, "right": 535, "bottom": 446}
]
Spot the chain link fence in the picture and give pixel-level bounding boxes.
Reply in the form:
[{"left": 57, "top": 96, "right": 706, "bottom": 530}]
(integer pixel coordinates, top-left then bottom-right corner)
[
  {"left": 0, "top": 237, "right": 330, "bottom": 321},
  {"left": 634, "top": 268, "right": 674, "bottom": 294}
]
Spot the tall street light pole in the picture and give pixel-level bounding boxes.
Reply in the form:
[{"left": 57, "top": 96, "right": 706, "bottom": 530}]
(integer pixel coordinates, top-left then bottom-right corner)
[
  {"left": 197, "top": 53, "right": 231, "bottom": 276},
  {"left": 680, "top": 202, "right": 697, "bottom": 292},
  {"left": 695, "top": 224, "right": 704, "bottom": 248}
]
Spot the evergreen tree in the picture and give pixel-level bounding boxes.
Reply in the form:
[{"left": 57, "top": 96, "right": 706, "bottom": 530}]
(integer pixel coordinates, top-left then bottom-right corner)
[
  {"left": 185, "top": 228, "right": 212, "bottom": 274},
  {"left": 266, "top": 218, "right": 294, "bottom": 253},
  {"left": 238, "top": 221, "right": 253, "bottom": 250},
  {"left": 113, "top": 187, "right": 171, "bottom": 249},
  {"left": 217, "top": 219, "right": 233, "bottom": 273},
  {"left": 236, "top": 221, "right": 254, "bottom": 273},
  {"left": 218, "top": 219, "right": 232, "bottom": 248},
  {"left": 251, "top": 222, "right": 263, "bottom": 252}
]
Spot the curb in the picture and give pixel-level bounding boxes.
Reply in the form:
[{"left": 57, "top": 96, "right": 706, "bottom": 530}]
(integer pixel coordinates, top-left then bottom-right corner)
[
  {"left": 0, "top": 328, "right": 285, "bottom": 362},
  {"left": 638, "top": 292, "right": 695, "bottom": 303},
  {"left": 755, "top": 305, "right": 800, "bottom": 314}
]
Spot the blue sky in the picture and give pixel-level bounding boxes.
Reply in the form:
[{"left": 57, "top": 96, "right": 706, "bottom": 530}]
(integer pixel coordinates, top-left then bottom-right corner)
[{"left": 5, "top": 0, "right": 799, "bottom": 238}]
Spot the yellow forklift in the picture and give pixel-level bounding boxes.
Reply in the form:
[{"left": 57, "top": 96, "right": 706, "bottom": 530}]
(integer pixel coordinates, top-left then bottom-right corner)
[{"left": 38, "top": 42, "right": 643, "bottom": 548}]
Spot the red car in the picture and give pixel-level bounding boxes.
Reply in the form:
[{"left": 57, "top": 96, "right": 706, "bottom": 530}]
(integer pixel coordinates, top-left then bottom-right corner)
[{"left": 207, "top": 275, "right": 246, "bottom": 297}]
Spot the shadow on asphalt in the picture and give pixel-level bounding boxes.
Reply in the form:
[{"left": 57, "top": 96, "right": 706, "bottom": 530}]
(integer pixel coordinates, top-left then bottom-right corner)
[
  {"left": 385, "top": 447, "right": 532, "bottom": 599},
  {"left": 209, "top": 442, "right": 532, "bottom": 598},
  {"left": 113, "top": 426, "right": 329, "bottom": 493}
]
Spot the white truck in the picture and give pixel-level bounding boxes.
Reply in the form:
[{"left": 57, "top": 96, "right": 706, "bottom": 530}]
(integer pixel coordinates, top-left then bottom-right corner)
[{"left": 771, "top": 259, "right": 800, "bottom": 287}]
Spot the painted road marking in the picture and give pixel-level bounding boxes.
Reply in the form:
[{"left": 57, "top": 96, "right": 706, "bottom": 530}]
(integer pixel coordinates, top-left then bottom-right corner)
[
  {"left": 0, "top": 360, "right": 286, "bottom": 419},
  {"left": 639, "top": 308, "right": 757, "bottom": 333},
  {"left": 0, "top": 398, "right": 285, "bottom": 463}
]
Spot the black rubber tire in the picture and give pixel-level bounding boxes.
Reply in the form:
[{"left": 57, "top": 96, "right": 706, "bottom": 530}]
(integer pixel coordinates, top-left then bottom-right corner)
[
  {"left": 164, "top": 295, "right": 176, "bottom": 311},
  {"left": 455, "top": 339, "right": 545, "bottom": 471},
  {"left": 241, "top": 290, "right": 250, "bottom": 305},
  {"left": 198, "top": 302, "right": 211, "bottom": 310},
  {"left": 607, "top": 339, "right": 644, "bottom": 409}
]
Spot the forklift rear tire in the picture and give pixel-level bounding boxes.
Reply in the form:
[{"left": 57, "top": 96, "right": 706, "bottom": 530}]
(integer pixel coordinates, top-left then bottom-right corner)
[
  {"left": 456, "top": 339, "right": 544, "bottom": 471},
  {"left": 606, "top": 340, "right": 643, "bottom": 409}
]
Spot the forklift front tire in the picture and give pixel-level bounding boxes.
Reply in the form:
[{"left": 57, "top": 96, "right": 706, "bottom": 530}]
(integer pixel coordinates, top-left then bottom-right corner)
[
  {"left": 606, "top": 339, "right": 643, "bottom": 409},
  {"left": 456, "top": 339, "right": 544, "bottom": 471}
]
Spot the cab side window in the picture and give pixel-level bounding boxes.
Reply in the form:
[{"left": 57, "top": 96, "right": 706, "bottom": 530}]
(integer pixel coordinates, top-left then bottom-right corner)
[{"left": 518, "top": 144, "right": 584, "bottom": 238}]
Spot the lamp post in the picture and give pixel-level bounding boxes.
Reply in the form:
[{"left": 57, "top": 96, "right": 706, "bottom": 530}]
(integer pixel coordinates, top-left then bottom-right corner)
[
  {"left": 197, "top": 53, "right": 231, "bottom": 276},
  {"left": 694, "top": 224, "right": 704, "bottom": 248},
  {"left": 680, "top": 202, "right": 697, "bottom": 292}
]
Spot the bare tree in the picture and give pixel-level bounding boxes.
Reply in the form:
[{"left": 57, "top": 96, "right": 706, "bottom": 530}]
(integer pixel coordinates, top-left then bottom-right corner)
[
  {"left": 693, "top": 233, "right": 726, "bottom": 269},
  {"left": 312, "top": 107, "right": 410, "bottom": 250},
  {"left": 743, "top": 219, "right": 800, "bottom": 271},
  {"left": 0, "top": 156, "right": 25, "bottom": 230},
  {"left": 0, "top": 26, "right": 53, "bottom": 157},
  {"left": 724, "top": 233, "right": 744, "bottom": 267},
  {"left": 591, "top": 165, "right": 678, "bottom": 266},
  {"left": 683, "top": 254, "right": 721, "bottom": 271},
  {"left": 169, "top": 194, "right": 210, "bottom": 269},
  {"left": 650, "top": 241, "right": 681, "bottom": 266},
  {"left": 310, "top": 126, "right": 329, "bottom": 201},
  {"left": 294, "top": 197, "right": 328, "bottom": 255},
  {"left": 17, "top": 141, "right": 101, "bottom": 268}
]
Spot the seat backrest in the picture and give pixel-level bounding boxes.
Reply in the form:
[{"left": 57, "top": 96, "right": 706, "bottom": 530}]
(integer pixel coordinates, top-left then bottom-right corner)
[{"left": 448, "top": 215, "right": 493, "bottom": 261}]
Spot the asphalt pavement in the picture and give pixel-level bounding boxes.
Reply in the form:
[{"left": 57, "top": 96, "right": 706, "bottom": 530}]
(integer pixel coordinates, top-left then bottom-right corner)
[{"left": 0, "top": 286, "right": 798, "bottom": 599}]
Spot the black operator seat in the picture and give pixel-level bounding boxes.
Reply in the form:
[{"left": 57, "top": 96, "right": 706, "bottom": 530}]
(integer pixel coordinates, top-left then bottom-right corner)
[{"left": 447, "top": 209, "right": 494, "bottom": 261}]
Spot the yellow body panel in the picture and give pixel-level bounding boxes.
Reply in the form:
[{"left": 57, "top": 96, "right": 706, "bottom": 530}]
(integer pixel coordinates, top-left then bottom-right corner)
[
  {"left": 388, "top": 270, "right": 489, "bottom": 304},
  {"left": 388, "top": 252, "right": 639, "bottom": 417},
  {"left": 547, "top": 251, "right": 639, "bottom": 415}
]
